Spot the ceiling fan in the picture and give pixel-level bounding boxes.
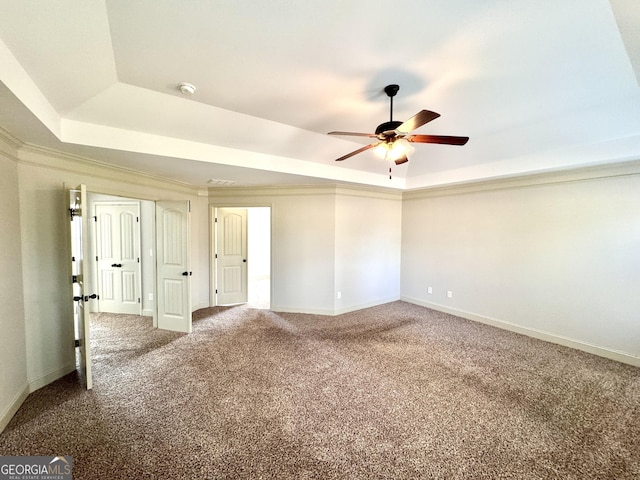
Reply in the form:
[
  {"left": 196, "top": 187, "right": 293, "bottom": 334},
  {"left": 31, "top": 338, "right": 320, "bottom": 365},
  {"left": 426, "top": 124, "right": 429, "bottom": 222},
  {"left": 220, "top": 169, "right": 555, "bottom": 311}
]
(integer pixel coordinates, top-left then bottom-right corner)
[{"left": 328, "top": 84, "right": 469, "bottom": 170}]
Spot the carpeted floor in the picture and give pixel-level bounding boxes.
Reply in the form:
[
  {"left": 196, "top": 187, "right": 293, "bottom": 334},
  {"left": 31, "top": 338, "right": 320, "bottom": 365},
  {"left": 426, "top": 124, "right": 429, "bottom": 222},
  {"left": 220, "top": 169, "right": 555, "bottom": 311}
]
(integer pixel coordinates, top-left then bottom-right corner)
[{"left": 1, "top": 301, "right": 639, "bottom": 479}]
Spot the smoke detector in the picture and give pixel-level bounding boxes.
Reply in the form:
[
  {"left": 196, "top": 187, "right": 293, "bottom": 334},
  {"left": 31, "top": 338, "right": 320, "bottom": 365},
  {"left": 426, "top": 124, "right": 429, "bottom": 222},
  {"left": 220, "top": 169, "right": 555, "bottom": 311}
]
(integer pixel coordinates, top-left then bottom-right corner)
[{"left": 178, "top": 82, "right": 196, "bottom": 95}]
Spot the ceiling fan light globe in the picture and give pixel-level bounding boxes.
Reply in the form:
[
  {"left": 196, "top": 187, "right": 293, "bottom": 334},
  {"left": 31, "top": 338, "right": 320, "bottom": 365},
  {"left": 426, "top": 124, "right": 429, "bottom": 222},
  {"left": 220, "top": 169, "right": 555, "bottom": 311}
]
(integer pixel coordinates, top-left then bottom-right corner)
[
  {"left": 386, "top": 139, "right": 414, "bottom": 162},
  {"left": 373, "top": 142, "right": 390, "bottom": 159}
]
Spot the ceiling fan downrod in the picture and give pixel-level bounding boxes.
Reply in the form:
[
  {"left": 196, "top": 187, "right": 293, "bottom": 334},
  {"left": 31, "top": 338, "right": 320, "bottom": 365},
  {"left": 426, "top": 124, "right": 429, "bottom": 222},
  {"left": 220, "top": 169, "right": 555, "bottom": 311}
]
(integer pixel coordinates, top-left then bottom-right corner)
[
  {"left": 384, "top": 84, "right": 399, "bottom": 122},
  {"left": 327, "top": 83, "right": 468, "bottom": 168}
]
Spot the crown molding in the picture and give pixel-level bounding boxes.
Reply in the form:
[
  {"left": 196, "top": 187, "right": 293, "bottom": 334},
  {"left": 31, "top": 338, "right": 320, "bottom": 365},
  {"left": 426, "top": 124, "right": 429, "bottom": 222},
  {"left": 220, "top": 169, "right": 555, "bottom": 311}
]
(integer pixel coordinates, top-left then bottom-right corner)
[
  {"left": 403, "top": 158, "right": 640, "bottom": 201},
  {"left": 208, "top": 183, "right": 402, "bottom": 201},
  {"left": 0, "top": 125, "right": 24, "bottom": 158},
  {"left": 16, "top": 142, "right": 201, "bottom": 196}
]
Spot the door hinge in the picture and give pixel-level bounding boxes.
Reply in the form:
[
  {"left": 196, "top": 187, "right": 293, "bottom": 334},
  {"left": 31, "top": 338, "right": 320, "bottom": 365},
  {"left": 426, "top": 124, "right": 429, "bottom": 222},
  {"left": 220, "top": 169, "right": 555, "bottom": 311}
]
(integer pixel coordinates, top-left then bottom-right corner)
[
  {"left": 93, "top": 216, "right": 97, "bottom": 222},
  {"left": 137, "top": 216, "right": 139, "bottom": 222},
  {"left": 214, "top": 217, "right": 218, "bottom": 223},
  {"left": 138, "top": 298, "right": 141, "bottom": 303},
  {"left": 215, "top": 253, "right": 218, "bottom": 259},
  {"left": 137, "top": 258, "right": 140, "bottom": 263},
  {"left": 74, "top": 339, "right": 80, "bottom": 348},
  {"left": 215, "top": 289, "right": 218, "bottom": 294}
]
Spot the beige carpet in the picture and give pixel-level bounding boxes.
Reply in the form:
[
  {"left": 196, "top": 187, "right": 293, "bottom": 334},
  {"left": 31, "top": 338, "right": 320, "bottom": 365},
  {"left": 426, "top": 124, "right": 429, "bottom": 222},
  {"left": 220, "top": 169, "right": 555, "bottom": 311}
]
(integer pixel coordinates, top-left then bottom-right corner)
[{"left": 1, "top": 302, "right": 639, "bottom": 479}]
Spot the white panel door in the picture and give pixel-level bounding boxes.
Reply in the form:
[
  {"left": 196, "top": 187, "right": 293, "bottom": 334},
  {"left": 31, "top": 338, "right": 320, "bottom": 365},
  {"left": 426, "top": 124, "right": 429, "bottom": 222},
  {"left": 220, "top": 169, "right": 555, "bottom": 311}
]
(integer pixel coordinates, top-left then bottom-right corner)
[
  {"left": 95, "top": 203, "right": 141, "bottom": 315},
  {"left": 156, "top": 201, "right": 192, "bottom": 333},
  {"left": 69, "top": 184, "right": 93, "bottom": 390},
  {"left": 216, "top": 208, "right": 248, "bottom": 305}
]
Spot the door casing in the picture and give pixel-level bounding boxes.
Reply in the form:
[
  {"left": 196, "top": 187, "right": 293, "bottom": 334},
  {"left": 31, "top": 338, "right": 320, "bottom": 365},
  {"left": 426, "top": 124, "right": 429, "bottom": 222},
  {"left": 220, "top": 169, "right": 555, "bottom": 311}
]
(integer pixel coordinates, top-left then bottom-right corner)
[{"left": 211, "top": 205, "right": 272, "bottom": 308}]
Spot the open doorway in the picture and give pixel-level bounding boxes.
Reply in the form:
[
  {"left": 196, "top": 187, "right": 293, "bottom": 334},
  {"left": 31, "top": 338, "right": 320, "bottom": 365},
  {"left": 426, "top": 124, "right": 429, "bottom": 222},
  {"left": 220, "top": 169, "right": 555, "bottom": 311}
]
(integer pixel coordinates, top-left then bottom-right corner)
[
  {"left": 70, "top": 184, "right": 195, "bottom": 389},
  {"left": 87, "top": 193, "right": 155, "bottom": 317},
  {"left": 247, "top": 207, "right": 271, "bottom": 309},
  {"left": 212, "top": 206, "right": 271, "bottom": 309}
]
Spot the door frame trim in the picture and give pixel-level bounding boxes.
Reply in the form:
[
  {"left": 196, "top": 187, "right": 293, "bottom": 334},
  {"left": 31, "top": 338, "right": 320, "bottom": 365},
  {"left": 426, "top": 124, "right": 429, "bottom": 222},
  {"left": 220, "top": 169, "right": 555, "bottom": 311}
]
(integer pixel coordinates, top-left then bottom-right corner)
[{"left": 209, "top": 204, "right": 273, "bottom": 308}]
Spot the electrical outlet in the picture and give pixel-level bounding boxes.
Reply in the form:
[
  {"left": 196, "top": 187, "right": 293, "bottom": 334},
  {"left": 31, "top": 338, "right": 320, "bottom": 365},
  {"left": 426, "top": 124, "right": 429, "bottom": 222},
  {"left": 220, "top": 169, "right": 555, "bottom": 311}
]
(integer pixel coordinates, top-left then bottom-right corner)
[
  {"left": 337, "top": 291, "right": 342, "bottom": 299},
  {"left": 427, "top": 287, "right": 433, "bottom": 294},
  {"left": 149, "top": 293, "right": 153, "bottom": 301},
  {"left": 447, "top": 291, "right": 453, "bottom": 298}
]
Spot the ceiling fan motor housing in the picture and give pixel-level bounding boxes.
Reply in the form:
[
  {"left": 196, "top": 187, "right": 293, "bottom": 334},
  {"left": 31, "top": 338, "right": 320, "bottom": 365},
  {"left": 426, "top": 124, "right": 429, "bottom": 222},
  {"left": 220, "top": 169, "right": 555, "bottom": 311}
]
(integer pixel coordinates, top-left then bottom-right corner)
[
  {"left": 328, "top": 83, "right": 468, "bottom": 163},
  {"left": 375, "top": 120, "right": 403, "bottom": 137}
]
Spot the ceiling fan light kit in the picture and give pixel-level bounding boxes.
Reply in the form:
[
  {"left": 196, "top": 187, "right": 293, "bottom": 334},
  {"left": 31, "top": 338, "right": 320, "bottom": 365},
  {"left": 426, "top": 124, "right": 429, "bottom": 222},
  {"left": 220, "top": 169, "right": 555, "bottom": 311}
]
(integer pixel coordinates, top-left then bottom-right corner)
[
  {"left": 328, "top": 84, "right": 469, "bottom": 178},
  {"left": 374, "top": 138, "right": 414, "bottom": 162}
]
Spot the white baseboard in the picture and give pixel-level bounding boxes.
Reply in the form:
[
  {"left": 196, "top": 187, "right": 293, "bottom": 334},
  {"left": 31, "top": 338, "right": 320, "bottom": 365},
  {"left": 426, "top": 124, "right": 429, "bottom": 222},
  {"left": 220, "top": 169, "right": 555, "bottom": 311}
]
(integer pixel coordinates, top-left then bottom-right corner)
[
  {"left": 0, "top": 383, "right": 29, "bottom": 433},
  {"left": 28, "top": 363, "right": 76, "bottom": 394},
  {"left": 192, "top": 302, "right": 209, "bottom": 312},
  {"left": 333, "top": 296, "right": 401, "bottom": 316},
  {"left": 402, "top": 296, "right": 640, "bottom": 367},
  {"left": 272, "top": 297, "right": 401, "bottom": 317},
  {"left": 1, "top": 364, "right": 76, "bottom": 433},
  {"left": 142, "top": 308, "right": 154, "bottom": 316},
  {"left": 271, "top": 305, "right": 336, "bottom": 316}
]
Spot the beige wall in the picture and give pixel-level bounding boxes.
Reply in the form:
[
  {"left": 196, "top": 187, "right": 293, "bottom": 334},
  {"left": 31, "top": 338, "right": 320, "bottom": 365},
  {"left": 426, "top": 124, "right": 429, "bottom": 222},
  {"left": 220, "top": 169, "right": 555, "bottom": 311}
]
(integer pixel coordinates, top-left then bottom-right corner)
[
  {"left": 0, "top": 135, "right": 27, "bottom": 431},
  {"left": 335, "top": 189, "right": 402, "bottom": 313},
  {"left": 209, "top": 186, "right": 403, "bottom": 315},
  {"left": 2, "top": 126, "right": 639, "bottom": 433},
  {"left": 16, "top": 146, "right": 210, "bottom": 394},
  {"left": 401, "top": 162, "right": 640, "bottom": 365}
]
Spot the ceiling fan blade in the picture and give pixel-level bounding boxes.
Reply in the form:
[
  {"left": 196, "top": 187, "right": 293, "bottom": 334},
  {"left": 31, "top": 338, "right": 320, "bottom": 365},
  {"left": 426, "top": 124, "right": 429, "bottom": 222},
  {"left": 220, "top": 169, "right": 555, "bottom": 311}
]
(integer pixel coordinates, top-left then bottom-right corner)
[
  {"left": 406, "top": 134, "right": 469, "bottom": 145},
  {"left": 396, "top": 110, "right": 440, "bottom": 133},
  {"left": 394, "top": 155, "right": 409, "bottom": 165},
  {"left": 328, "top": 131, "right": 378, "bottom": 138},
  {"left": 334, "top": 143, "right": 376, "bottom": 162}
]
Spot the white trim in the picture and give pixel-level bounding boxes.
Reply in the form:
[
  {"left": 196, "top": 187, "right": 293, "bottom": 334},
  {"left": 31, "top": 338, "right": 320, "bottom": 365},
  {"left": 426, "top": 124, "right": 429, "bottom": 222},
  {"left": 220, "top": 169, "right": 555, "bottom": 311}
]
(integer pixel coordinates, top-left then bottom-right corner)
[
  {"left": 191, "top": 302, "right": 209, "bottom": 312},
  {"left": 402, "top": 296, "right": 640, "bottom": 367},
  {"left": 273, "top": 297, "right": 401, "bottom": 317},
  {"left": 27, "top": 363, "right": 76, "bottom": 394},
  {"left": 1, "top": 363, "right": 76, "bottom": 432},
  {"left": 334, "top": 297, "right": 401, "bottom": 316},
  {"left": 61, "top": 118, "right": 402, "bottom": 189},
  {"left": 271, "top": 306, "right": 336, "bottom": 316},
  {"left": 208, "top": 183, "right": 403, "bottom": 200},
  {"left": 403, "top": 158, "right": 640, "bottom": 200},
  {"left": 0, "top": 383, "right": 29, "bottom": 433},
  {"left": 0, "top": 125, "right": 23, "bottom": 152},
  {"left": 20, "top": 143, "right": 200, "bottom": 196}
]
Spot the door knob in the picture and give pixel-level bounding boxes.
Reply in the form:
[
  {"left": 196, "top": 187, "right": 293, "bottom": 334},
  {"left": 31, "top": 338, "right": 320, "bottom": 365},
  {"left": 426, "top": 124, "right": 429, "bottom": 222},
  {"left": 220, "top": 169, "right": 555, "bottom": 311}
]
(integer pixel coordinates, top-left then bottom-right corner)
[{"left": 111, "top": 263, "right": 122, "bottom": 268}]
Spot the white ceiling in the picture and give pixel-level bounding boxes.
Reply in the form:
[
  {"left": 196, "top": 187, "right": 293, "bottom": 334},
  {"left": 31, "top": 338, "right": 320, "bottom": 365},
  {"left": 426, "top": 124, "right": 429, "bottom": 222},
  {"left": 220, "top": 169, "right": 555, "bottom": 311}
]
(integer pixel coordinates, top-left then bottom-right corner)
[{"left": 0, "top": 0, "right": 639, "bottom": 190}]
